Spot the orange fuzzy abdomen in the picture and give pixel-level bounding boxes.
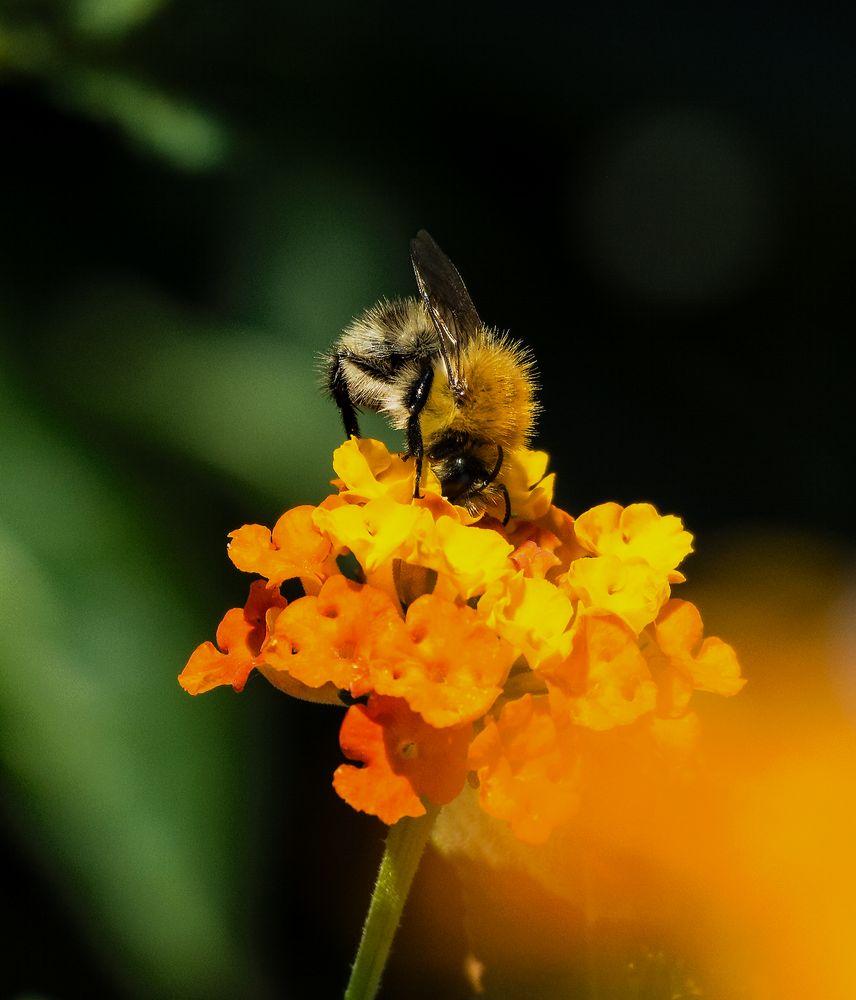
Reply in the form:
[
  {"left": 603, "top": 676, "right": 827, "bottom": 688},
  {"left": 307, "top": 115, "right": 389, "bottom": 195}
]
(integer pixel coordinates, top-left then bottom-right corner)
[{"left": 422, "top": 331, "right": 538, "bottom": 449}]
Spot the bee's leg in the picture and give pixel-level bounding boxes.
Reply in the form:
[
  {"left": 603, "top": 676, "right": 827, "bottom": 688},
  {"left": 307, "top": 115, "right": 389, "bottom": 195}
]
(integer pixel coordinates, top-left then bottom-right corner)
[
  {"left": 498, "top": 484, "right": 511, "bottom": 527},
  {"left": 328, "top": 352, "right": 361, "bottom": 438},
  {"left": 405, "top": 364, "right": 434, "bottom": 499}
]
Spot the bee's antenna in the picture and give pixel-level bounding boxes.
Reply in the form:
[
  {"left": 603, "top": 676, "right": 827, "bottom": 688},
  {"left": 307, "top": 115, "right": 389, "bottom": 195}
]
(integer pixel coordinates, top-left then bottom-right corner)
[{"left": 487, "top": 446, "right": 504, "bottom": 485}]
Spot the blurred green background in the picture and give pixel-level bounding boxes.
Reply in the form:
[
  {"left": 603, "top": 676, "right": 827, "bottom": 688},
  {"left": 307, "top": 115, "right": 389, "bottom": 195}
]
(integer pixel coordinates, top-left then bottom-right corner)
[{"left": 1, "top": 2, "right": 853, "bottom": 998}]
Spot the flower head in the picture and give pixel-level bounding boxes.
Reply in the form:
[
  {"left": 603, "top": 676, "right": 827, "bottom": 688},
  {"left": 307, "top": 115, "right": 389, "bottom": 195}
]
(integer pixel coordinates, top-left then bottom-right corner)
[{"left": 181, "top": 438, "right": 744, "bottom": 840}]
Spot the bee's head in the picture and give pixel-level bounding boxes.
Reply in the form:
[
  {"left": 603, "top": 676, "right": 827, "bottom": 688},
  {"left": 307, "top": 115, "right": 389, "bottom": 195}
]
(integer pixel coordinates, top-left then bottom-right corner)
[
  {"left": 437, "top": 453, "right": 493, "bottom": 503},
  {"left": 428, "top": 434, "right": 505, "bottom": 511}
]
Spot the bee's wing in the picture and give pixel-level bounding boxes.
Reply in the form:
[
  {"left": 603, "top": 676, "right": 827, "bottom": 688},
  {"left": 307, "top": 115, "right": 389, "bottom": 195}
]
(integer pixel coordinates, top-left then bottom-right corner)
[{"left": 410, "top": 230, "right": 481, "bottom": 397}]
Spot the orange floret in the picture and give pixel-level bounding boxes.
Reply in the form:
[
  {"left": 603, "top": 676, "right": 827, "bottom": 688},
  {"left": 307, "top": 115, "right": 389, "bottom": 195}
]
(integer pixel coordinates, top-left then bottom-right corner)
[
  {"left": 359, "top": 595, "right": 517, "bottom": 727},
  {"left": 179, "top": 580, "right": 287, "bottom": 694},
  {"left": 645, "top": 599, "right": 745, "bottom": 716},
  {"left": 312, "top": 496, "right": 432, "bottom": 574},
  {"left": 505, "top": 504, "right": 586, "bottom": 580},
  {"left": 468, "top": 694, "right": 581, "bottom": 844},
  {"left": 332, "top": 437, "right": 443, "bottom": 504},
  {"left": 333, "top": 695, "right": 473, "bottom": 825},
  {"left": 412, "top": 515, "right": 515, "bottom": 600},
  {"left": 479, "top": 571, "right": 574, "bottom": 669},
  {"left": 227, "top": 505, "right": 337, "bottom": 592},
  {"left": 573, "top": 502, "right": 694, "bottom": 583},
  {"left": 561, "top": 554, "right": 671, "bottom": 634},
  {"left": 509, "top": 539, "right": 561, "bottom": 579},
  {"left": 539, "top": 612, "right": 658, "bottom": 730},
  {"left": 261, "top": 575, "right": 405, "bottom": 691}
]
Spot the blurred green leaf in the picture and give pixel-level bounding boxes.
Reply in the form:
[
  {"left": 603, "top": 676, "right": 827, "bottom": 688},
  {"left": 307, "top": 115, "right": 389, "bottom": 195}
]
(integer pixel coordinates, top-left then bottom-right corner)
[
  {"left": 0, "top": 22, "right": 54, "bottom": 72},
  {"left": 71, "top": 0, "right": 169, "bottom": 38},
  {"left": 0, "top": 358, "right": 261, "bottom": 998},
  {"left": 0, "top": 11, "right": 226, "bottom": 171},
  {"left": 225, "top": 168, "right": 405, "bottom": 347},
  {"left": 54, "top": 66, "right": 229, "bottom": 171},
  {"left": 43, "top": 283, "right": 352, "bottom": 506}
]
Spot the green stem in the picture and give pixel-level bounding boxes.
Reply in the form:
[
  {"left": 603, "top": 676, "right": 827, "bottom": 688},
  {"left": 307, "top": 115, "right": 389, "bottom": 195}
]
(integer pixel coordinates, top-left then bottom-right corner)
[{"left": 344, "top": 805, "right": 439, "bottom": 1000}]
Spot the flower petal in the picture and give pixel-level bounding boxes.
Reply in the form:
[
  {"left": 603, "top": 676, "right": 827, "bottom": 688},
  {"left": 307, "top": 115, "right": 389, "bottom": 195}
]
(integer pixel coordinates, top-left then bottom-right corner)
[
  {"left": 412, "top": 516, "right": 514, "bottom": 600},
  {"left": 562, "top": 554, "right": 670, "bottom": 633},
  {"left": 332, "top": 436, "right": 442, "bottom": 504},
  {"left": 651, "top": 599, "right": 746, "bottom": 700},
  {"left": 480, "top": 571, "right": 574, "bottom": 668},
  {"left": 505, "top": 504, "right": 586, "bottom": 580},
  {"left": 313, "top": 496, "right": 431, "bottom": 574},
  {"left": 481, "top": 449, "right": 555, "bottom": 523}
]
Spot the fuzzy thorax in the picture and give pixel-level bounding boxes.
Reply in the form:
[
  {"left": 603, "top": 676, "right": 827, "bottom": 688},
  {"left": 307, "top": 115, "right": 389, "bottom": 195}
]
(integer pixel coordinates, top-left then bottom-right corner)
[{"left": 421, "top": 329, "right": 538, "bottom": 451}]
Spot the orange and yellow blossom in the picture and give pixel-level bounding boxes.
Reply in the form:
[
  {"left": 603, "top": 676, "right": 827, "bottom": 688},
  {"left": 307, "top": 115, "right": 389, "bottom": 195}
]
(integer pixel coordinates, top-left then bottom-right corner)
[{"left": 179, "top": 437, "right": 745, "bottom": 841}]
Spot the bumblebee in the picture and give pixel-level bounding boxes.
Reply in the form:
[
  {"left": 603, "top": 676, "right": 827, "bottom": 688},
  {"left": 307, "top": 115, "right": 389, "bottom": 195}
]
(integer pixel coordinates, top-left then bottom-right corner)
[{"left": 324, "top": 230, "right": 539, "bottom": 523}]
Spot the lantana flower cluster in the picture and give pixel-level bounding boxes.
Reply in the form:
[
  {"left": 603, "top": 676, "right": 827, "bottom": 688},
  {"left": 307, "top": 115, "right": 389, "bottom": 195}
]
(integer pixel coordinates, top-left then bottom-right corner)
[{"left": 180, "top": 439, "right": 744, "bottom": 844}]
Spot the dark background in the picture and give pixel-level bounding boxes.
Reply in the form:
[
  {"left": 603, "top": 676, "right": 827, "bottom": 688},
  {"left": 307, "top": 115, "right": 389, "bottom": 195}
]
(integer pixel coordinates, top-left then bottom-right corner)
[{"left": 1, "top": 3, "right": 853, "bottom": 998}]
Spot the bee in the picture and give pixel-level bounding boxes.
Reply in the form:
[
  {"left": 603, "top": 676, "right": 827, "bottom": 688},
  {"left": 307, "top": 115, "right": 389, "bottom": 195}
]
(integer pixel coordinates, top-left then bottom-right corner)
[{"left": 324, "top": 230, "right": 539, "bottom": 524}]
